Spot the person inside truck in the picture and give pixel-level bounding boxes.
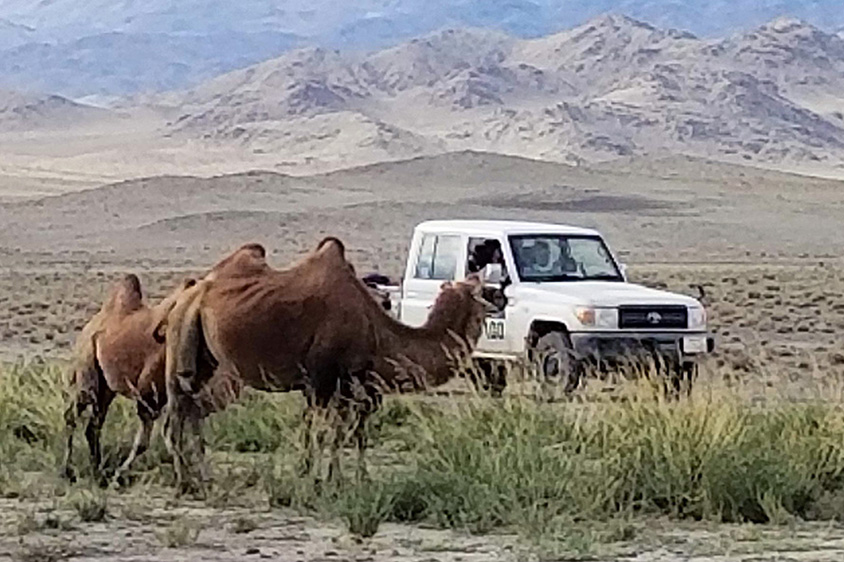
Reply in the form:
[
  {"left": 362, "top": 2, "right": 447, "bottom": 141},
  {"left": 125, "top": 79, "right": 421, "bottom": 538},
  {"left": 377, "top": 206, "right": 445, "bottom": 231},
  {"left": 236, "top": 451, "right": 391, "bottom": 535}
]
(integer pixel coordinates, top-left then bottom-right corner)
[
  {"left": 526, "top": 239, "right": 554, "bottom": 274},
  {"left": 468, "top": 239, "right": 508, "bottom": 283},
  {"left": 467, "top": 239, "right": 509, "bottom": 314},
  {"left": 556, "top": 239, "right": 579, "bottom": 274},
  {"left": 520, "top": 238, "right": 579, "bottom": 277}
]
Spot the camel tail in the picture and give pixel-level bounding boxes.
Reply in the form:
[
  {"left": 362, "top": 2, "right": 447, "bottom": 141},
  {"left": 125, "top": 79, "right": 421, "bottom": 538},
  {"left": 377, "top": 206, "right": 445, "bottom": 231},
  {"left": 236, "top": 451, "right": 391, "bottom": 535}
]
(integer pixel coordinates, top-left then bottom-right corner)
[
  {"left": 161, "top": 285, "right": 209, "bottom": 493},
  {"left": 164, "top": 289, "right": 204, "bottom": 400}
]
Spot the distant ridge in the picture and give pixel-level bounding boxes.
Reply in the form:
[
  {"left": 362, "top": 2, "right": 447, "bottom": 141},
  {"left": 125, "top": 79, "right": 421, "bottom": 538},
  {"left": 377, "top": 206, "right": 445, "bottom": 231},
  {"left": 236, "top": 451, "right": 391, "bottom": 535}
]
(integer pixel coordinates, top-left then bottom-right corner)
[{"left": 159, "top": 15, "right": 844, "bottom": 171}]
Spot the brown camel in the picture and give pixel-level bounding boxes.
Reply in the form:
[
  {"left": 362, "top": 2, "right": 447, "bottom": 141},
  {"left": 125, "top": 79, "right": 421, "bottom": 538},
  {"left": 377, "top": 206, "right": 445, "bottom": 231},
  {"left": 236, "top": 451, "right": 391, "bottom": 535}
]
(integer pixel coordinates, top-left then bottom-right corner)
[
  {"left": 64, "top": 274, "right": 199, "bottom": 483},
  {"left": 161, "top": 237, "right": 490, "bottom": 494}
]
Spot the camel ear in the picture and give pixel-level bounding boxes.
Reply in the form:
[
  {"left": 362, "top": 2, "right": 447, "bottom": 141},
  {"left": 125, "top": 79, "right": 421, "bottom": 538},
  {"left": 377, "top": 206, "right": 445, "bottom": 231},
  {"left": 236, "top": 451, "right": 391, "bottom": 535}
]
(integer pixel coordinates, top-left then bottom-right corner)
[{"left": 440, "top": 280, "right": 453, "bottom": 290}]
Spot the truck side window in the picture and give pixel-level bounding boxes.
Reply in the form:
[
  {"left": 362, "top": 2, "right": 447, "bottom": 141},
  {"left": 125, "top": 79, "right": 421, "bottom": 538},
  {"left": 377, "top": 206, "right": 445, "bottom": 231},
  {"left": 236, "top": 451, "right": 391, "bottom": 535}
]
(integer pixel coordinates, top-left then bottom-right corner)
[
  {"left": 415, "top": 234, "right": 461, "bottom": 280},
  {"left": 431, "top": 235, "right": 461, "bottom": 280},
  {"left": 414, "top": 234, "right": 437, "bottom": 279}
]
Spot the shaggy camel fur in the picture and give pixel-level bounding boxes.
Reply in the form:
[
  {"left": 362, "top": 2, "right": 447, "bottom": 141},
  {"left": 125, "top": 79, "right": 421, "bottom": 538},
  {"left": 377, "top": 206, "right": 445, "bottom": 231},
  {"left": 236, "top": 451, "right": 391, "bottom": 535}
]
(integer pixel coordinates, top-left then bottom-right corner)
[
  {"left": 64, "top": 274, "right": 197, "bottom": 483},
  {"left": 162, "top": 238, "right": 489, "bottom": 494}
]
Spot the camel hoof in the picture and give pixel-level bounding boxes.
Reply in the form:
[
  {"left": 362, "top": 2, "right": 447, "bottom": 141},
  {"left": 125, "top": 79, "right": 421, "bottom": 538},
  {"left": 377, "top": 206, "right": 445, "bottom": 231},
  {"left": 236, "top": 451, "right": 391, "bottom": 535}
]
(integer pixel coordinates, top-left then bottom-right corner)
[
  {"left": 62, "top": 466, "right": 77, "bottom": 483},
  {"left": 177, "top": 480, "right": 206, "bottom": 501},
  {"left": 112, "top": 471, "right": 131, "bottom": 490},
  {"left": 311, "top": 477, "right": 324, "bottom": 496}
]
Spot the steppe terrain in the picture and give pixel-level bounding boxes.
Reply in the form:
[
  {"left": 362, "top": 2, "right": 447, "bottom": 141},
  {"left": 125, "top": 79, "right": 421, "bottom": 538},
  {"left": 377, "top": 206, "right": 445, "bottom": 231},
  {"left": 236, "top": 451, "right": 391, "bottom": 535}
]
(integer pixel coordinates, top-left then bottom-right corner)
[
  {"left": 2, "top": 12, "right": 844, "bottom": 560},
  {"left": 2, "top": 146, "right": 844, "bottom": 560},
  {"left": 4, "top": 14, "right": 844, "bottom": 199}
]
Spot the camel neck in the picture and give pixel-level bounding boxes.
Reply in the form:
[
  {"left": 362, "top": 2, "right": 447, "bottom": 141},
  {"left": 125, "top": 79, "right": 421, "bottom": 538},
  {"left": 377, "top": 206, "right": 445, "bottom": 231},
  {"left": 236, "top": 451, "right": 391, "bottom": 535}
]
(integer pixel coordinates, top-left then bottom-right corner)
[{"left": 376, "top": 303, "right": 474, "bottom": 389}]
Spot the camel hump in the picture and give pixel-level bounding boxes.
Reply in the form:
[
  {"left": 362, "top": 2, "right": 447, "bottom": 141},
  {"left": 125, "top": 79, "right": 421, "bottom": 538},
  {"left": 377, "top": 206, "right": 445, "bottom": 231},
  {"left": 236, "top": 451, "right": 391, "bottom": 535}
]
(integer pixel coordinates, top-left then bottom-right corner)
[
  {"left": 105, "top": 273, "right": 144, "bottom": 312},
  {"left": 207, "top": 243, "right": 269, "bottom": 280},
  {"left": 238, "top": 242, "right": 267, "bottom": 259},
  {"left": 122, "top": 273, "right": 142, "bottom": 295},
  {"left": 316, "top": 236, "right": 346, "bottom": 259}
]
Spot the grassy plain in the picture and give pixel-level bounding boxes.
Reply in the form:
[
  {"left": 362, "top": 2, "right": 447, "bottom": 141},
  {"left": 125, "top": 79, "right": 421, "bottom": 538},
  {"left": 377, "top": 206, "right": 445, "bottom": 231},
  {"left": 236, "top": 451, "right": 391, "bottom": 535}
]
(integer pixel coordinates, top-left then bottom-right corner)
[{"left": 3, "top": 261, "right": 844, "bottom": 561}]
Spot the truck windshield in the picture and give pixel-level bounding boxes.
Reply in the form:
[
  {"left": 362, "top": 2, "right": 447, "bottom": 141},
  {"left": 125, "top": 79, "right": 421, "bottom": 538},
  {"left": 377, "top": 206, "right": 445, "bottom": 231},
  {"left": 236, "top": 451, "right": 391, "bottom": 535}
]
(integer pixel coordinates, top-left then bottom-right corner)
[{"left": 508, "top": 234, "right": 623, "bottom": 283}]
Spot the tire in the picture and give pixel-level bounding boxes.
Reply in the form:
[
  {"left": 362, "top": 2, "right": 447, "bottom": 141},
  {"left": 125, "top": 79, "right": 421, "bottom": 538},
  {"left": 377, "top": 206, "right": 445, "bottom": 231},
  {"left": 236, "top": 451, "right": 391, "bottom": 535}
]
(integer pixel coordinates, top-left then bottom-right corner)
[
  {"left": 534, "top": 332, "right": 580, "bottom": 393},
  {"left": 666, "top": 359, "right": 696, "bottom": 398}
]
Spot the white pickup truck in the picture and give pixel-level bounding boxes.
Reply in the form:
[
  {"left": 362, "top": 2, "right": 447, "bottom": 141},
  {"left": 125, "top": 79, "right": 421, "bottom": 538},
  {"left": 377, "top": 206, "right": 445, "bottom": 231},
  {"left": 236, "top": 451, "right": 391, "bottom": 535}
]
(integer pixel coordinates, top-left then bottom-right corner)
[{"left": 372, "top": 220, "right": 714, "bottom": 391}]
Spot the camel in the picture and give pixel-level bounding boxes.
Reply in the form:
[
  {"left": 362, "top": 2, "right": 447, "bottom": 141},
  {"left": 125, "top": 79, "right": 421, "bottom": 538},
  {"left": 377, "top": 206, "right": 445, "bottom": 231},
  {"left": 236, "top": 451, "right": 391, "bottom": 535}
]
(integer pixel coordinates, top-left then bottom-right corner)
[
  {"left": 161, "top": 237, "right": 490, "bottom": 494},
  {"left": 64, "top": 274, "right": 198, "bottom": 484}
]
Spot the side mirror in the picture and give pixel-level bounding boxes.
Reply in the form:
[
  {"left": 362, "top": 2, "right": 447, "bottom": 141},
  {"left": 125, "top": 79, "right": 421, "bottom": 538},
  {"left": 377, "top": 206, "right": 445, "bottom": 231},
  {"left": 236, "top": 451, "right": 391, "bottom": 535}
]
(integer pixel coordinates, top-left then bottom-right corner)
[
  {"left": 619, "top": 263, "right": 628, "bottom": 280},
  {"left": 483, "top": 263, "right": 503, "bottom": 284}
]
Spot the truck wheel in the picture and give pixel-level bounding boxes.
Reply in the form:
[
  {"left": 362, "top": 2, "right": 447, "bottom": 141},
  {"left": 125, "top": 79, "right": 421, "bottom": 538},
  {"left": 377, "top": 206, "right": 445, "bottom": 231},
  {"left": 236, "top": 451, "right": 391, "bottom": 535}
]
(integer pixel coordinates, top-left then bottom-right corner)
[
  {"left": 665, "top": 360, "right": 696, "bottom": 398},
  {"left": 472, "top": 359, "right": 507, "bottom": 398},
  {"left": 679, "top": 361, "right": 697, "bottom": 395},
  {"left": 535, "top": 332, "right": 580, "bottom": 393}
]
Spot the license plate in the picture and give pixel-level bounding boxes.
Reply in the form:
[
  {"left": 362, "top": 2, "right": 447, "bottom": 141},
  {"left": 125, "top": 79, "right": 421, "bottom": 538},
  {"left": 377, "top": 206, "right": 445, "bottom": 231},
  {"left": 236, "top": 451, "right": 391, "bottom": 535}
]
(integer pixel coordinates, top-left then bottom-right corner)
[
  {"left": 484, "top": 318, "right": 505, "bottom": 341},
  {"left": 683, "top": 336, "right": 707, "bottom": 354}
]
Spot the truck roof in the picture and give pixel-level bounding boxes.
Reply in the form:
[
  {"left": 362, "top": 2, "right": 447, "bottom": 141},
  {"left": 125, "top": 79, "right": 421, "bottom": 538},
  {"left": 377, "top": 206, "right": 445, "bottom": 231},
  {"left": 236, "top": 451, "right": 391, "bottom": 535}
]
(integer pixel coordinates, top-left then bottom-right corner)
[{"left": 414, "top": 220, "right": 602, "bottom": 237}]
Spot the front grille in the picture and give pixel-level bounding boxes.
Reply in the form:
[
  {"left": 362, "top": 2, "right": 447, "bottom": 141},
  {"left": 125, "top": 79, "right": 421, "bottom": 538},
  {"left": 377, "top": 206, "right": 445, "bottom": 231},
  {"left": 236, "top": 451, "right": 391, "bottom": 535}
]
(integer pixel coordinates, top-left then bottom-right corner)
[{"left": 618, "top": 305, "right": 687, "bottom": 329}]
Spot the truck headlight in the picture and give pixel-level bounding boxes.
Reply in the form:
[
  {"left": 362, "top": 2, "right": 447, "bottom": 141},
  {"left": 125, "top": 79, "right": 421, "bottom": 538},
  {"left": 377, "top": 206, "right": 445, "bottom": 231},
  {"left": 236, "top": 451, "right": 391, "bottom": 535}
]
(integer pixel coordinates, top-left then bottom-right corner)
[
  {"left": 688, "top": 305, "right": 707, "bottom": 330},
  {"left": 576, "top": 307, "right": 618, "bottom": 329}
]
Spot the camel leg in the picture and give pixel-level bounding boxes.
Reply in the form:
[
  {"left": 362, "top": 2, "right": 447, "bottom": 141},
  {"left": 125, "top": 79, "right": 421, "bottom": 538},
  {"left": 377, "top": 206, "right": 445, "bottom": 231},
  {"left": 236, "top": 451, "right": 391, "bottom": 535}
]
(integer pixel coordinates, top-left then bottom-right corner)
[
  {"left": 63, "top": 344, "right": 103, "bottom": 482},
  {"left": 185, "top": 406, "right": 210, "bottom": 494},
  {"left": 114, "top": 358, "right": 168, "bottom": 487},
  {"left": 62, "top": 394, "right": 89, "bottom": 482},
  {"left": 163, "top": 402, "right": 186, "bottom": 491},
  {"left": 327, "top": 404, "right": 348, "bottom": 485},
  {"left": 355, "top": 422, "right": 369, "bottom": 482},
  {"left": 166, "top": 388, "right": 208, "bottom": 497},
  {"left": 84, "top": 388, "right": 114, "bottom": 487},
  {"left": 304, "top": 403, "right": 331, "bottom": 485},
  {"left": 299, "top": 395, "right": 317, "bottom": 477},
  {"left": 113, "top": 404, "right": 156, "bottom": 486},
  {"left": 353, "top": 382, "right": 381, "bottom": 482},
  {"left": 301, "top": 355, "right": 342, "bottom": 484}
]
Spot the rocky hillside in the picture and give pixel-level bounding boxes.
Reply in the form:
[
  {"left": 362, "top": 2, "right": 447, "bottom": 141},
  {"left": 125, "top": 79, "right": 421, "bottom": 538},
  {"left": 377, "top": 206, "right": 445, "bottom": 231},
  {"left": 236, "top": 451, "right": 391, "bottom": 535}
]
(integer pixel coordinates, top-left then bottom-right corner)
[
  {"left": 164, "top": 15, "right": 844, "bottom": 171},
  {"left": 1, "top": 1, "right": 843, "bottom": 97},
  {"left": 0, "top": 89, "right": 107, "bottom": 130}
]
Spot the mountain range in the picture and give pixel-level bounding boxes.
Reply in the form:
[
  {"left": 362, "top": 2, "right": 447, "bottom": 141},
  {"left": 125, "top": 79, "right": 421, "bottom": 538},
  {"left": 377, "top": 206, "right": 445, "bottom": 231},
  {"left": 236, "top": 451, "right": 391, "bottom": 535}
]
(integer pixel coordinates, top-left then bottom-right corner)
[
  {"left": 152, "top": 14, "right": 844, "bottom": 171},
  {"left": 1, "top": 1, "right": 844, "bottom": 97},
  {"left": 1, "top": 13, "right": 843, "bottom": 178}
]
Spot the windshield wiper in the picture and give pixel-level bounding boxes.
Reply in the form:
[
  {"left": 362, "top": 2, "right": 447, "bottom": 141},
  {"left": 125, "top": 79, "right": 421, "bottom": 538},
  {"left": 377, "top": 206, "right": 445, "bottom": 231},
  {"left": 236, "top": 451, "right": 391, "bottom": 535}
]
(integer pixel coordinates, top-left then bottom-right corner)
[{"left": 525, "top": 274, "right": 583, "bottom": 283}]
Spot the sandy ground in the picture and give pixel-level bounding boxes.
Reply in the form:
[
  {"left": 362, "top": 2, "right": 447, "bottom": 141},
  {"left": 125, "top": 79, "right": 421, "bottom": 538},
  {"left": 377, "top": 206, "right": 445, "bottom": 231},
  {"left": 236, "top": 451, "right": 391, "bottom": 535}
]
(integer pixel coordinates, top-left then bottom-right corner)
[
  {"left": 3, "top": 150, "right": 844, "bottom": 559},
  {"left": 5, "top": 489, "right": 844, "bottom": 562}
]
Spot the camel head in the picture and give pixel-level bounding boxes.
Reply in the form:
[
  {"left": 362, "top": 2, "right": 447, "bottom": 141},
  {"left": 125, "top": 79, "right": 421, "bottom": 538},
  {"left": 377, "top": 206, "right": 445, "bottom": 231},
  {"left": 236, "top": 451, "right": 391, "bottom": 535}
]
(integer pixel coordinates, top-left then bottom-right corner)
[{"left": 425, "top": 274, "right": 490, "bottom": 348}]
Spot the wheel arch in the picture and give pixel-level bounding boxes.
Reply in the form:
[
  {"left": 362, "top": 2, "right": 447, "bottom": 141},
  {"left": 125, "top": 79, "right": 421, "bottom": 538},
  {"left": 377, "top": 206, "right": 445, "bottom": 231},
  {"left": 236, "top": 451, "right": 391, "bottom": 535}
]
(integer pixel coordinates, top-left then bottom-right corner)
[{"left": 527, "top": 319, "right": 571, "bottom": 349}]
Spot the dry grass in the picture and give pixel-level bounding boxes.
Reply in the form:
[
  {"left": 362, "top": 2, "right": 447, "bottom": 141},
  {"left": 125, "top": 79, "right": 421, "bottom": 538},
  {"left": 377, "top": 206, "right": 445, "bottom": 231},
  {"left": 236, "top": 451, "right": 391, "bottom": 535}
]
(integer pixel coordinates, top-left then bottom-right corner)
[{"left": 5, "top": 357, "right": 844, "bottom": 543}]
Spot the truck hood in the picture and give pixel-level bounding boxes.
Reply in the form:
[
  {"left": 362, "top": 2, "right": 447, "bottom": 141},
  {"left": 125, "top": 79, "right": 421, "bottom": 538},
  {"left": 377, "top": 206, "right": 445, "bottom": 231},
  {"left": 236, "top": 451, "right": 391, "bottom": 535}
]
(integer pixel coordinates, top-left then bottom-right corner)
[{"left": 514, "top": 281, "right": 701, "bottom": 308}]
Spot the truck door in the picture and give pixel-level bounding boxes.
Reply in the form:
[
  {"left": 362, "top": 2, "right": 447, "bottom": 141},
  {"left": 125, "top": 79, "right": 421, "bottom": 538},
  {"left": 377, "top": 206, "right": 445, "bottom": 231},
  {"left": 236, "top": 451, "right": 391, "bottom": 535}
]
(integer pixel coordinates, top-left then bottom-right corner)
[
  {"left": 467, "top": 237, "right": 510, "bottom": 355},
  {"left": 400, "top": 233, "right": 464, "bottom": 327}
]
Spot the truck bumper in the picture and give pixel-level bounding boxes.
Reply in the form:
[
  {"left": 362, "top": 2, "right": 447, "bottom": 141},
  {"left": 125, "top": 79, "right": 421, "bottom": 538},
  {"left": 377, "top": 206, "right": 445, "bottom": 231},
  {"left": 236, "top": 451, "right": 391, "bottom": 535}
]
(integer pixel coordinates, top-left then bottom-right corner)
[{"left": 568, "top": 331, "right": 715, "bottom": 365}]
